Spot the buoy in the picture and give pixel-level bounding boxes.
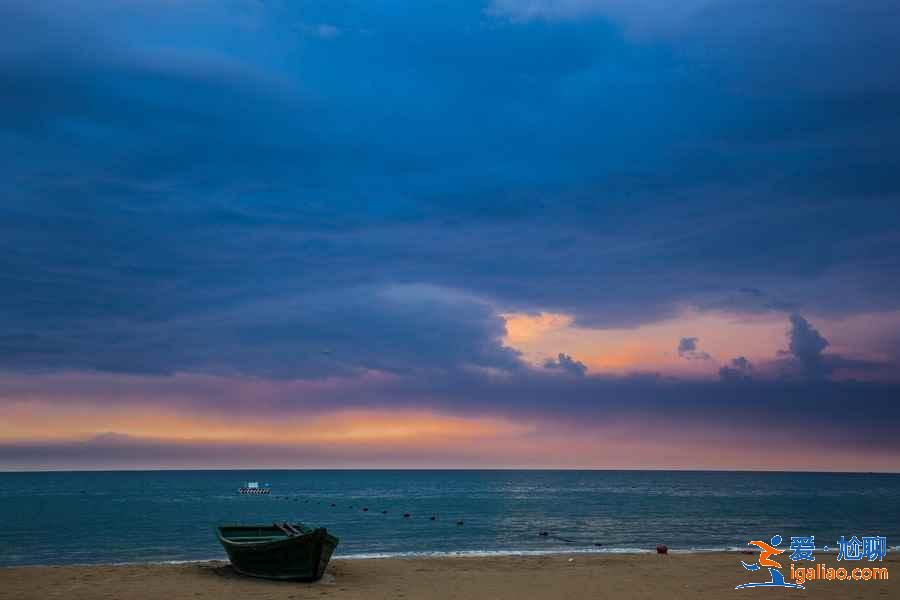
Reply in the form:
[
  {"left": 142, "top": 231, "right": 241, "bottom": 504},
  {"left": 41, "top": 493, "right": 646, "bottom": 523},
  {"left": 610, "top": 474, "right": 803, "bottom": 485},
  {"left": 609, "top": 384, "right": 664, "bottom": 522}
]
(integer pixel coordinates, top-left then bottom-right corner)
[
  {"left": 456, "top": 520, "right": 464, "bottom": 526},
  {"left": 403, "top": 513, "right": 411, "bottom": 518},
  {"left": 330, "top": 503, "right": 336, "bottom": 507},
  {"left": 381, "top": 510, "right": 387, "bottom": 514},
  {"left": 656, "top": 544, "right": 668, "bottom": 555},
  {"left": 363, "top": 507, "right": 368, "bottom": 512},
  {"left": 539, "top": 531, "right": 549, "bottom": 537},
  {"left": 429, "top": 516, "right": 436, "bottom": 521},
  {"left": 594, "top": 542, "right": 603, "bottom": 547}
]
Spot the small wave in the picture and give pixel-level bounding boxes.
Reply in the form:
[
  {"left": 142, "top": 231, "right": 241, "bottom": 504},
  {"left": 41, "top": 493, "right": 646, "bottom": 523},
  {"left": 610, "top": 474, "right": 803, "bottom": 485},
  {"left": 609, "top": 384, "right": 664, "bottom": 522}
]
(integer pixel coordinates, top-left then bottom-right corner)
[
  {"left": 153, "top": 558, "right": 225, "bottom": 565},
  {"left": 333, "top": 547, "right": 753, "bottom": 560},
  {"left": 9, "top": 545, "right": 897, "bottom": 568}
]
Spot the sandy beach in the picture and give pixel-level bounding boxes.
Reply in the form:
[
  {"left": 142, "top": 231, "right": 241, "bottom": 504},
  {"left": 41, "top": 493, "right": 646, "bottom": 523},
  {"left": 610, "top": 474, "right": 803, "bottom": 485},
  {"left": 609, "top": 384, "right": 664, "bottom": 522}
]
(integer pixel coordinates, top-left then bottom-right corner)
[{"left": 0, "top": 552, "right": 894, "bottom": 600}]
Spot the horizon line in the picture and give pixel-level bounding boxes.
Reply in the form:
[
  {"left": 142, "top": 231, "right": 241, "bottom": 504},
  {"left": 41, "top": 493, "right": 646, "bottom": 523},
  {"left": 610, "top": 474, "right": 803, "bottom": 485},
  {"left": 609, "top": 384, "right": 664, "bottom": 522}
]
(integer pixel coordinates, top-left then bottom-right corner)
[{"left": 2, "top": 466, "right": 899, "bottom": 474}]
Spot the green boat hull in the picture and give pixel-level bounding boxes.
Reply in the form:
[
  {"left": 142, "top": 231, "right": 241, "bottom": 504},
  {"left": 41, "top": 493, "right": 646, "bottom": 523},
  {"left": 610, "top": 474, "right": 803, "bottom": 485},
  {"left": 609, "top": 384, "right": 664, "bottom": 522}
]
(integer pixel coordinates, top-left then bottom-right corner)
[{"left": 216, "top": 524, "right": 339, "bottom": 581}]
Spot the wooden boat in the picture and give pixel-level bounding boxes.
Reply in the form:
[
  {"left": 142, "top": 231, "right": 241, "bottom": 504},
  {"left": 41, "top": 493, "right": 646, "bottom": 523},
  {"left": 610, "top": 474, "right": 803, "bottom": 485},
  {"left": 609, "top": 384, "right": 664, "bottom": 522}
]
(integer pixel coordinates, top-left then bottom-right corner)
[{"left": 215, "top": 523, "right": 339, "bottom": 581}]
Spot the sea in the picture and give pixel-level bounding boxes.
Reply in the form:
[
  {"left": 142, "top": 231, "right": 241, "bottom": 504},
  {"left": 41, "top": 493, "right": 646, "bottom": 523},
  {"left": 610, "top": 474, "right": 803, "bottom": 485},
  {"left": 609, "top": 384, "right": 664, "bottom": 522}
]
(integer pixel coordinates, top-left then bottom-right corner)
[{"left": 1, "top": 470, "right": 898, "bottom": 567}]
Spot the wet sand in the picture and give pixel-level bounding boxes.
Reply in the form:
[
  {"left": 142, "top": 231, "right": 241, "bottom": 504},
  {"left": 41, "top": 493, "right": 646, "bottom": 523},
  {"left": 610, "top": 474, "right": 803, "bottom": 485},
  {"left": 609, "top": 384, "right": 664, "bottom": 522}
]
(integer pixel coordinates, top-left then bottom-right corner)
[{"left": 0, "top": 552, "right": 895, "bottom": 600}]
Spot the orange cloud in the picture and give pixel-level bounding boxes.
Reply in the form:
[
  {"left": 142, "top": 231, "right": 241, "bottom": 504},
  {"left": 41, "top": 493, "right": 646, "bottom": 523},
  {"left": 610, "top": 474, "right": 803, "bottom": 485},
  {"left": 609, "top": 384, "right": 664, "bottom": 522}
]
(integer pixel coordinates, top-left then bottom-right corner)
[
  {"left": 0, "top": 400, "right": 533, "bottom": 449},
  {"left": 503, "top": 308, "right": 792, "bottom": 377},
  {"left": 503, "top": 312, "right": 574, "bottom": 344}
]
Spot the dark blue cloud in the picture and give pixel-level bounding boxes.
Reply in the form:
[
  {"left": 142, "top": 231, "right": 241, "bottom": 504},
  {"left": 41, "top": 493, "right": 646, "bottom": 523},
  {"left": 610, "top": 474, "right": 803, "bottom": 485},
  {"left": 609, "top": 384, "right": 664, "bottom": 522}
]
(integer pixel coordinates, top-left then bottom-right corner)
[
  {"left": 784, "top": 314, "right": 831, "bottom": 379},
  {"left": 543, "top": 352, "right": 587, "bottom": 376},
  {"left": 677, "top": 337, "right": 710, "bottom": 361},
  {"left": 1, "top": 0, "right": 899, "bottom": 386},
  {"left": 769, "top": 314, "right": 889, "bottom": 381},
  {"left": 718, "top": 356, "right": 753, "bottom": 382},
  {"left": 0, "top": 283, "right": 521, "bottom": 377}
]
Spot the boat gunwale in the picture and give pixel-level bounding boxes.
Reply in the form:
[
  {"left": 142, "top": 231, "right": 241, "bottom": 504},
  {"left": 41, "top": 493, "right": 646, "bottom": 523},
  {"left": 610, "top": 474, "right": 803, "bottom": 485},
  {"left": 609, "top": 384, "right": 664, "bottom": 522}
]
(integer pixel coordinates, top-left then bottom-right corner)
[
  {"left": 217, "top": 533, "right": 317, "bottom": 547},
  {"left": 215, "top": 525, "right": 338, "bottom": 547}
]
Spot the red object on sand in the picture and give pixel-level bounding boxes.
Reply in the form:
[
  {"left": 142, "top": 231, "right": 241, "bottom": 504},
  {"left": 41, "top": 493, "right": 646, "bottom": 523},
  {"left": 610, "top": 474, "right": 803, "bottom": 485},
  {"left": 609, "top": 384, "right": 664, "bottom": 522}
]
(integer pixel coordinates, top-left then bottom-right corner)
[{"left": 656, "top": 544, "right": 668, "bottom": 554}]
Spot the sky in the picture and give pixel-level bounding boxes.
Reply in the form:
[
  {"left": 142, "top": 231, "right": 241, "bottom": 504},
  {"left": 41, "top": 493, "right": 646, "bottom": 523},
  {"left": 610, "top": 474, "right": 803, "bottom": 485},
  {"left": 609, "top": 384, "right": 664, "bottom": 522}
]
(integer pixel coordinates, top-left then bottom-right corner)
[{"left": 2, "top": 1, "right": 900, "bottom": 471}]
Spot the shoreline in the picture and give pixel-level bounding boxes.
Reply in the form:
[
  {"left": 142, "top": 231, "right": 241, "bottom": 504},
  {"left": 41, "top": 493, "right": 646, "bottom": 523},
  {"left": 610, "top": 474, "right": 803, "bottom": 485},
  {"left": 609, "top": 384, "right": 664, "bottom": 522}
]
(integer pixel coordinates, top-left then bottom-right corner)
[
  {"left": 0, "top": 548, "right": 776, "bottom": 569},
  {"left": 2, "top": 552, "right": 895, "bottom": 600},
  {"left": 6, "top": 545, "right": 898, "bottom": 569}
]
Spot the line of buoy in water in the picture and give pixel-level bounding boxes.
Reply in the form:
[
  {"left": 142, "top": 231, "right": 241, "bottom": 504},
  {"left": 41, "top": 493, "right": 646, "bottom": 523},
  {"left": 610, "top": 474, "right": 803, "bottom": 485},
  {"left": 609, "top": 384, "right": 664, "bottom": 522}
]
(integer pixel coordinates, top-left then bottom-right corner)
[
  {"left": 248, "top": 493, "right": 659, "bottom": 546},
  {"left": 252, "top": 493, "right": 658, "bottom": 547},
  {"left": 251, "top": 494, "right": 637, "bottom": 543},
  {"left": 280, "top": 496, "right": 635, "bottom": 544},
  {"left": 262, "top": 494, "right": 465, "bottom": 525},
  {"left": 272, "top": 499, "right": 621, "bottom": 543}
]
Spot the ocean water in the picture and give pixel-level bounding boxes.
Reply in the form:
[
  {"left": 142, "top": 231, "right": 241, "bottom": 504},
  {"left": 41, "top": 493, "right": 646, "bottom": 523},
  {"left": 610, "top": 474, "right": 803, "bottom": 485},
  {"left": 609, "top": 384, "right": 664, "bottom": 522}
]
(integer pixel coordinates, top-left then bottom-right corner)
[{"left": 0, "top": 470, "right": 898, "bottom": 566}]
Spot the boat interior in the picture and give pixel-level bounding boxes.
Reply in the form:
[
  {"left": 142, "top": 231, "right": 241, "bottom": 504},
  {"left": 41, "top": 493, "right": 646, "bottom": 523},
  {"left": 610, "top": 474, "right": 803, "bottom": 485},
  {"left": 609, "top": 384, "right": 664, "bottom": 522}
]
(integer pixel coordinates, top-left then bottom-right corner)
[{"left": 218, "top": 524, "right": 312, "bottom": 542}]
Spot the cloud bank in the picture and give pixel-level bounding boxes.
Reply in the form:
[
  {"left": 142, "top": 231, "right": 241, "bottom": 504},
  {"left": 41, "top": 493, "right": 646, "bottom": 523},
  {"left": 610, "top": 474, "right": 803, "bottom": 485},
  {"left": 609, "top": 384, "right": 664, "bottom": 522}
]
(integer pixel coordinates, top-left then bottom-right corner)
[{"left": 1, "top": 1, "right": 899, "bottom": 468}]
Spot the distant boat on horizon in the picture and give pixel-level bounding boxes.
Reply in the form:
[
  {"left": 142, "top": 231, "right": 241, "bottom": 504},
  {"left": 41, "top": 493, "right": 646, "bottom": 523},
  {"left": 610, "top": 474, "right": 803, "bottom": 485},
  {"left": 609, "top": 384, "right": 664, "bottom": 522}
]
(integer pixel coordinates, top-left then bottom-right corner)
[{"left": 238, "top": 481, "right": 270, "bottom": 495}]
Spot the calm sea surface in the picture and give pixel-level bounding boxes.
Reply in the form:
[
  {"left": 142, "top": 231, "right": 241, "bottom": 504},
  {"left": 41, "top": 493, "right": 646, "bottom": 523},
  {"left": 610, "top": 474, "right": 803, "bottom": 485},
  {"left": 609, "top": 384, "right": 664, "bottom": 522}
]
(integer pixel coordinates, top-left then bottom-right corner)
[{"left": 1, "top": 470, "right": 898, "bottom": 566}]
